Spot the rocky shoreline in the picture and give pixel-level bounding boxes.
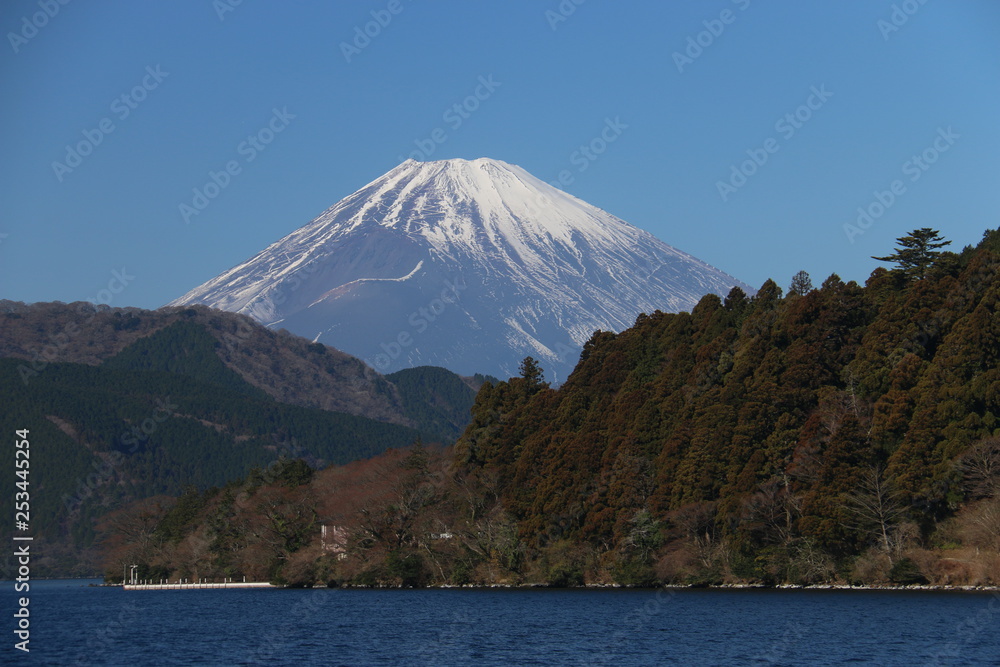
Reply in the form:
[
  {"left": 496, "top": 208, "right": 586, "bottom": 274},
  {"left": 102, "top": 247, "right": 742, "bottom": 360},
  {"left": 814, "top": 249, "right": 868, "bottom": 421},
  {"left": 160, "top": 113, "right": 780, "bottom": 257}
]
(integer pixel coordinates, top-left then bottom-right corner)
[{"left": 318, "top": 581, "right": 1000, "bottom": 593}]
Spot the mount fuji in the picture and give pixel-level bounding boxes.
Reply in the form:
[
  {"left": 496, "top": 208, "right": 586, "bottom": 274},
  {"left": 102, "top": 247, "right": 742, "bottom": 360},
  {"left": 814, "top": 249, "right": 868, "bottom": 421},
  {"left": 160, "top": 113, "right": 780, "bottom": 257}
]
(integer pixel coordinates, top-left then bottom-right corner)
[{"left": 169, "top": 158, "right": 751, "bottom": 382}]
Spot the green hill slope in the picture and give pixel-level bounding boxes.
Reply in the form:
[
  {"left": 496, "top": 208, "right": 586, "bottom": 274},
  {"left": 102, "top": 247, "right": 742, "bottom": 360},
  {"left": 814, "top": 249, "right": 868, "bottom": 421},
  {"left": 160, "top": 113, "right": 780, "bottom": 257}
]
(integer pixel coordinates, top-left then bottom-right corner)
[
  {"left": 0, "top": 303, "right": 479, "bottom": 443},
  {"left": 0, "top": 350, "right": 426, "bottom": 576}
]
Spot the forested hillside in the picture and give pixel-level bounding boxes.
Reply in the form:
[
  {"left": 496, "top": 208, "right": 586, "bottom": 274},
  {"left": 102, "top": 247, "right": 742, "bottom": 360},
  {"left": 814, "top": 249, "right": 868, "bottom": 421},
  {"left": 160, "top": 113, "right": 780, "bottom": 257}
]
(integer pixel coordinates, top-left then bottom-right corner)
[
  {"left": 103, "top": 230, "right": 1000, "bottom": 588},
  {"left": 454, "top": 228, "right": 1000, "bottom": 584},
  {"left": 0, "top": 306, "right": 483, "bottom": 577},
  {"left": 0, "top": 354, "right": 426, "bottom": 576},
  {"left": 0, "top": 302, "right": 482, "bottom": 438}
]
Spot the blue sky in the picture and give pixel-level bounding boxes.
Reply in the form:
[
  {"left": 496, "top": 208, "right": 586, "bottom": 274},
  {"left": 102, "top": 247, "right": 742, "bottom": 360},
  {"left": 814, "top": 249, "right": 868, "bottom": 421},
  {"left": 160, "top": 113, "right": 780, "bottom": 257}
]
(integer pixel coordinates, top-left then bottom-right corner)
[{"left": 2, "top": 1, "right": 998, "bottom": 309}]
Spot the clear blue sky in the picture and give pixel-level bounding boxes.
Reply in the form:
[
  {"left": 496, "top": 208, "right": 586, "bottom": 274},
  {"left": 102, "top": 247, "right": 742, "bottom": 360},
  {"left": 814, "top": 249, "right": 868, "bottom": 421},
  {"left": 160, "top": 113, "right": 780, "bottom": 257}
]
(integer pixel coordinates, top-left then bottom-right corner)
[{"left": 2, "top": 1, "right": 998, "bottom": 309}]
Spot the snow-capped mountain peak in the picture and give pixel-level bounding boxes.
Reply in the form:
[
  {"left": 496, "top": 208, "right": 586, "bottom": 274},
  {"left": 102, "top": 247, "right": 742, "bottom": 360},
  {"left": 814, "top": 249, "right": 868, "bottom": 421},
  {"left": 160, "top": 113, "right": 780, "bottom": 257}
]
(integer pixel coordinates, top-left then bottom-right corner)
[{"left": 169, "top": 158, "right": 751, "bottom": 382}]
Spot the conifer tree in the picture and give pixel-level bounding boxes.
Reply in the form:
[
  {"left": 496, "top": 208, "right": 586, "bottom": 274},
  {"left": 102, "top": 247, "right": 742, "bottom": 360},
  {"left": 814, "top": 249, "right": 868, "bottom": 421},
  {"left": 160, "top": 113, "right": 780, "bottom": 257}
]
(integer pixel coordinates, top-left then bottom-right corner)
[
  {"left": 788, "top": 270, "right": 814, "bottom": 297},
  {"left": 518, "top": 356, "right": 546, "bottom": 389},
  {"left": 872, "top": 228, "right": 951, "bottom": 280}
]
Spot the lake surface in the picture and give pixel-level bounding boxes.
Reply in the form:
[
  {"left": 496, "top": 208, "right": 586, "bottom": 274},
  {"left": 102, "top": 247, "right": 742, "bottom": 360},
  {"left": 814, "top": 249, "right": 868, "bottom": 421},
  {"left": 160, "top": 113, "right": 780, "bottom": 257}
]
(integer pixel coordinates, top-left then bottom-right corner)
[{"left": 4, "top": 580, "right": 999, "bottom": 665}]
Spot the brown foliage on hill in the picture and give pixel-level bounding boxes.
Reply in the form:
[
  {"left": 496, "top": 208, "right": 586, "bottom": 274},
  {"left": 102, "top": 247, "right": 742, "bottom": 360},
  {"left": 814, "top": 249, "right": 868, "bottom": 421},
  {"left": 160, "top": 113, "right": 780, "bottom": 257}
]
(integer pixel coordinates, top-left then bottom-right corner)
[{"left": 450, "top": 229, "right": 1000, "bottom": 585}]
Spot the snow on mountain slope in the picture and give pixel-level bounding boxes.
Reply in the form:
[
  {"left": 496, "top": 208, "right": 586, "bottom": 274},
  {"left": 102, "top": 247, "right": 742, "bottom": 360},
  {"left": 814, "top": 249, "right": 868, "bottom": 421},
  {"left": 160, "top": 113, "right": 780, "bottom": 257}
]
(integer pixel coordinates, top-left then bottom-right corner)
[{"left": 169, "top": 158, "right": 752, "bottom": 382}]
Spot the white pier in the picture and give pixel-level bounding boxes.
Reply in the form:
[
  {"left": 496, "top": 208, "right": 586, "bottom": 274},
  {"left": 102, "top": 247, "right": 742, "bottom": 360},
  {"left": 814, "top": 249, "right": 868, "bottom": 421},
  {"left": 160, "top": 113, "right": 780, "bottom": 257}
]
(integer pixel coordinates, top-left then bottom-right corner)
[{"left": 123, "top": 581, "right": 277, "bottom": 590}]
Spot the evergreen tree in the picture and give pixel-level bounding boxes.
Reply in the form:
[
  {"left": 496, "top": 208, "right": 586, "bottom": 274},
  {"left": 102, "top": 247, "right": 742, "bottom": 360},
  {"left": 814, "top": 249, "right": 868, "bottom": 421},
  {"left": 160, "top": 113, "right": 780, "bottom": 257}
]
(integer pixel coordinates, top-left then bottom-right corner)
[
  {"left": 872, "top": 228, "right": 951, "bottom": 280},
  {"left": 788, "top": 270, "right": 814, "bottom": 297},
  {"left": 724, "top": 286, "right": 748, "bottom": 311},
  {"left": 518, "top": 356, "right": 546, "bottom": 388},
  {"left": 402, "top": 438, "right": 429, "bottom": 472}
]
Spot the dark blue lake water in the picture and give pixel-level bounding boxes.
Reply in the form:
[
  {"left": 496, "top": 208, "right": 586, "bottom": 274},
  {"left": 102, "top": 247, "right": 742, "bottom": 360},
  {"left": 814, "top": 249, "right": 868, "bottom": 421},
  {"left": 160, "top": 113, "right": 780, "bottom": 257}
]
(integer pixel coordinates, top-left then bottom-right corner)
[{"left": 3, "top": 580, "right": 999, "bottom": 665}]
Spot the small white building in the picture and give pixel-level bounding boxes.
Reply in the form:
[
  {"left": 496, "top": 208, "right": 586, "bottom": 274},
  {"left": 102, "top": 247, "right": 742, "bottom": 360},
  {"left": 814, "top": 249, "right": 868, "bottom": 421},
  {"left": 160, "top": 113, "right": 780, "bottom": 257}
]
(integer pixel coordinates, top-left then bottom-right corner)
[{"left": 321, "top": 525, "right": 348, "bottom": 558}]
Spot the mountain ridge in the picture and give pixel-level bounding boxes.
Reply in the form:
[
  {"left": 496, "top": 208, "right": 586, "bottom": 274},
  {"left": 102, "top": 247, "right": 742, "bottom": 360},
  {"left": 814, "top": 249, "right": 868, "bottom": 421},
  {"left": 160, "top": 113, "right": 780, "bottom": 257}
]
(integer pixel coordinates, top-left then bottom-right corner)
[{"left": 0, "top": 300, "right": 481, "bottom": 440}]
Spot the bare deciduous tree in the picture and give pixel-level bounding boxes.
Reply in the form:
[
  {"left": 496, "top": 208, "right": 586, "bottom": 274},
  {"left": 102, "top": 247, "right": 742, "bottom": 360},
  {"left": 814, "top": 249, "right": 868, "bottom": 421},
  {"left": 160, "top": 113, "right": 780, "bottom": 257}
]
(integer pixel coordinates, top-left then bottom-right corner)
[
  {"left": 742, "top": 476, "right": 800, "bottom": 546},
  {"left": 966, "top": 498, "right": 1000, "bottom": 550},
  {"left": 957, "top": 436, "right": 1000, "bottom": 499},
  {"left": 843, "top": 465, "right": 906, "bottom": 564}
]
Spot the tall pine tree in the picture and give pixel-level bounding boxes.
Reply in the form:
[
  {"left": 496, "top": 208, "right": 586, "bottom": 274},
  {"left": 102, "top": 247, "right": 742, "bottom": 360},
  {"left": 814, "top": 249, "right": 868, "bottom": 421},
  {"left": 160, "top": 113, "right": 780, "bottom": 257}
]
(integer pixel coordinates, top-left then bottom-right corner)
[{"left": 872, "top": 228, "right": 951, "bottom": 281}]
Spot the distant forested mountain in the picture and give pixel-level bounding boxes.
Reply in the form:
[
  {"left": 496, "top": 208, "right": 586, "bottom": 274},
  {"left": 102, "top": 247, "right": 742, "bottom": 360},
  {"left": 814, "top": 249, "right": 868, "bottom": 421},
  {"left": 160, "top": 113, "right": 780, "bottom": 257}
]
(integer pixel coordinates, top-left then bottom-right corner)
[{"left": 0, "top": 302, "right": 484, "bottom": 438}]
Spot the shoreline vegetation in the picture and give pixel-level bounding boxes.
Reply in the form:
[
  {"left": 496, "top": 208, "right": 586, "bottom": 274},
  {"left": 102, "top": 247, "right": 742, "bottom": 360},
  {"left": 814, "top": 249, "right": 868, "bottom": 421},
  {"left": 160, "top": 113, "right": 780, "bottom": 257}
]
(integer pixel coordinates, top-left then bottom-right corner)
[
  {"left": 74, "top": 577, "right": 1000, "bottom": 593},
  {"left": 95, "top": 228, "right": 1000, "bottom": 590},
  {"left": 108, "top": 579, "right": 1000, "bottom": 593}
]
